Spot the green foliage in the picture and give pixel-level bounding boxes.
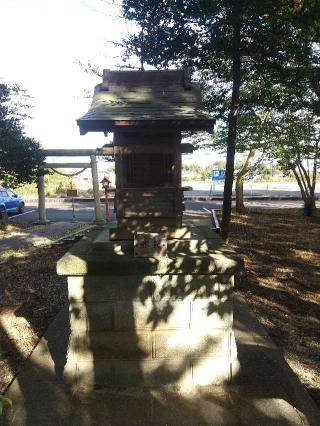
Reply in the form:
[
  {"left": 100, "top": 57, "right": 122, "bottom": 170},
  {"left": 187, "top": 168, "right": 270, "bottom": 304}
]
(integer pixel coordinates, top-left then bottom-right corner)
[
  {"left": 267, "top": 111, "right": 319, "bottom": 171},
  {"left": 0, "top": 395, "right": 12, "bottom": 416},
  {"left": 121, "top": 0, "right": 319, "bottom": 149},
  {"left": 213, "top": 108, "right": 271, "bottom": 151},
  {"left": 123, "top": 0, "right": 320, "bottom": 233},
  {"left": 122, "top": 0, "right": 317, "bottom": 97},
  {"left": 17, "top": 173, "right": 71, "bottom": 196},
  {"left": 120, "top": 0, "right": 319, "bottom": 224},
  {"left": 0, "top": 83, "right": 44, "bottom": 189},
  {"left": 55, "top": 181, "right": 65, "bottom": 195},
  {"left": 121, "top": 1, "right": 319, "bottom": 156},
  {"left": 267, "top": 110, "right": 319, "bottom": 214},
  {"left": 182, "top": 163, "right": 212, "bottom": 180}
]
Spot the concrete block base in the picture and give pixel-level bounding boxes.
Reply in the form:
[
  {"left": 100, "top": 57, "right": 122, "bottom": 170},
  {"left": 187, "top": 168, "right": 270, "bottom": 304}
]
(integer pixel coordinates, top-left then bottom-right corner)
[
  {"left": 64, "top": 273, "right": 238, "bottom": 388},
  {"left": 109, "top": 225, "right": 191, "bottom": 240},
  {"left": 56, "top": 219, "right": 242, "bottom": 389},
  {"left": 5, "top": 297, "right": 320, "bottom": 426}
]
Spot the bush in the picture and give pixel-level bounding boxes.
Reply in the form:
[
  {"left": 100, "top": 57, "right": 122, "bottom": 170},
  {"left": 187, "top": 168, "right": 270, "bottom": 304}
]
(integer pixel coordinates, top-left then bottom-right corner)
[{"left": 55, "top": 182, "right": 65, "bottom": 195}]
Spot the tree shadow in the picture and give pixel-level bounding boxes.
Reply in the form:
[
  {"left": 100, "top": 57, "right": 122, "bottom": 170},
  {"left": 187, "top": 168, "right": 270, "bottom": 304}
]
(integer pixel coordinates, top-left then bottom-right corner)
[
  {"left": 2, "top": 218, "right": 320, "bottom": 425},
  {"left": 229, "top": 211, "right": 320, "bottom": 409}
]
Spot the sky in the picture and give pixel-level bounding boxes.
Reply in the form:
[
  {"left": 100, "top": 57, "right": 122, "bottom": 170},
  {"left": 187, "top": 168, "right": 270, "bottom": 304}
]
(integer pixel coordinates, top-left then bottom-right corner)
[
  {"left": 0, "top": 0, "right": 217, "bottom": 167},
  {"left": 1, "top": 0, "right": 125, "bottom": 150}
]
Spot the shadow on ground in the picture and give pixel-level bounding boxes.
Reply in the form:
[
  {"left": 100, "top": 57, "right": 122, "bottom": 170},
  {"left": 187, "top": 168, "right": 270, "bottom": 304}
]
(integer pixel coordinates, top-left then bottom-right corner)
[{"left": 1, "top": 212, "right": 320, "bottom": 425}]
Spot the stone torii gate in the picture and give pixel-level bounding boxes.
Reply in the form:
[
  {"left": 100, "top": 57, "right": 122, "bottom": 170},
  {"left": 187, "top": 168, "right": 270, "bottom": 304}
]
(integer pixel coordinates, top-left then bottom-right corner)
[{"left": 38, "top": 149, "right": 106, "bottom": 224}]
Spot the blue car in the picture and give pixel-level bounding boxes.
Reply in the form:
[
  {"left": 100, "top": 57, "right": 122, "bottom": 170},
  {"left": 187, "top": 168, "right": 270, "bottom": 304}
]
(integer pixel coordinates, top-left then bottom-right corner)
[{"left": 0, "top": 187, "right": 25, "bottom": 215}]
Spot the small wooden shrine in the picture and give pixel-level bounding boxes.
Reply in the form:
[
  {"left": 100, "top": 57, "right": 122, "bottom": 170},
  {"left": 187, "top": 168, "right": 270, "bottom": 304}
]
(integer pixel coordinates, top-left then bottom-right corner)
[
  {"left": 53, "top": 69, "right": 240, "bottom": 392},
  {"left": 77, "top": 69, "right": 214, "bottom": 239}
]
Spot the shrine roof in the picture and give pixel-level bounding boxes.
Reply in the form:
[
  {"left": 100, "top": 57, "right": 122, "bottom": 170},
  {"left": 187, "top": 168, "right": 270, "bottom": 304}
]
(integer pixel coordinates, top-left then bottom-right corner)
[{"left": 77, "top": 69, "right": 215, "bottom": 134}]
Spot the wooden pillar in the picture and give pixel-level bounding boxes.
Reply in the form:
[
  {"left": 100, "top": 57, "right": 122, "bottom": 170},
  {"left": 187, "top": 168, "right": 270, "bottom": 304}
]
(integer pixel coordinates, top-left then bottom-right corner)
[
  {"left": 172, "top": 131, "right": 182, "bottom": 188},
  {"left": 90, "top": 155, "right": 104, "bottom": 225},
  {"left": 172, "top": 131, "right": 182, "bottom": 217},
  {"left": 114, "top": 132, "right": 124, "bottom": 216}
]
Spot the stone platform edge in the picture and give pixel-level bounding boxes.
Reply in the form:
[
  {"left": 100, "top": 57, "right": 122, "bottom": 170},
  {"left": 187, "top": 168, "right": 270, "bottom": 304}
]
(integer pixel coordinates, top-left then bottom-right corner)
[{"left": 56, "top": 223, "right": 243, "bottom": 277}]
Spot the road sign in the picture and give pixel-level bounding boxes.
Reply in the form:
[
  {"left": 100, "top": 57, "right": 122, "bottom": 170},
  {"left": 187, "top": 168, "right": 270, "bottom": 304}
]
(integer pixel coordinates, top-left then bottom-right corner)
[
  {"left": 66, "top": 189, "right": 78, "bottom": 197},
  {"left": 212, "top": 170, "right": 226, "bottom": 181}
]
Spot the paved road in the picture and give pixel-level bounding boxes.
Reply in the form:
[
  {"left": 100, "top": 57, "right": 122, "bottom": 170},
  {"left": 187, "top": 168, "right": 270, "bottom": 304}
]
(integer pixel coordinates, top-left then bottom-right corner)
[
  {"left": 7, "top": 198, "right": 313, "bottom": 226},
  {"left": 184, "top": 181, "right": 320, "bottom": 198},
  {"left": 187, "top": 199, "right": 310, "bottom": 211},
  {"left": 7, "top": 203, "right": 105, "bottom": 224}
]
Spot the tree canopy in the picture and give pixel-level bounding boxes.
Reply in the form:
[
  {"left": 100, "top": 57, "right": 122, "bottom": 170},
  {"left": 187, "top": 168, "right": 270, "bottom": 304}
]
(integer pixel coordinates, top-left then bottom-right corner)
[
  {"left": 0, "top": 83, "right": 43, "bottom": 188},
  {"left": 267, "top": 110, "right": 319, "bottom": 215},
  {"left": 122, "top": 0, "right": 320, "bottom": 237}
]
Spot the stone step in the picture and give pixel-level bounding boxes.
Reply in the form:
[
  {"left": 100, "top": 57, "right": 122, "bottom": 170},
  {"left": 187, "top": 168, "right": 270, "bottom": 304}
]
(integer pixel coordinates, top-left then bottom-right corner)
[
  {"left": 109, "top": 225, "right": 191, "bottom": 240},
  {"left": 57, "top": 244, "right": 240, "bottom": 276},
  {"left": 93, "top": 237, "right": 224, "bottom": 257},
  {"left": 63, "top": 356, "right": 238, "bottom": 389}
]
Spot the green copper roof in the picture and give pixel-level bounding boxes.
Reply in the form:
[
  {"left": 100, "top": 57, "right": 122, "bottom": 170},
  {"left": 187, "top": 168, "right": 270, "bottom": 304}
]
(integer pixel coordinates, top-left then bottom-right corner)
[{"left": 77, "top": 70, "right": 214, "bottom": 134}]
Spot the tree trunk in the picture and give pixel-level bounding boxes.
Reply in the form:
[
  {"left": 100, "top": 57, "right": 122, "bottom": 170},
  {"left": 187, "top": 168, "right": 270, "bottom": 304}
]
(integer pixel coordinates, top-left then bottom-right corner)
[
  {"left": 235, "top": 177, "right": 244, "bottom": 211},
  {"left": 292, "top": 165, "right": 317, "bottom": 216},
  {"left": 235, "top": 147, "right": 256, "bottom": 212},
  {"left": 221, "top": 1, "right": 241, "bottom": 242},
  {"left": 303, "top": 198, "right": 316, "bottom": 216}
]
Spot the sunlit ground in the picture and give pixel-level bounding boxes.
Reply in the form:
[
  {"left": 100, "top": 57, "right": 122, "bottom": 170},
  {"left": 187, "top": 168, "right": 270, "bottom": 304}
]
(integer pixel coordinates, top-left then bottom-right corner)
[
  {"left": 0, "top": 211, "right": 319, "bottom": 409},
  {"left": 228, "top": 211, "right": 320, "bottom": 407}
]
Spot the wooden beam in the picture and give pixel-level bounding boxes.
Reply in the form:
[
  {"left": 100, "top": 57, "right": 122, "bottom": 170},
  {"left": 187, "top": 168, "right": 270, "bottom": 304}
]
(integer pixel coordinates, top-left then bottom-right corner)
[
  {"left": 43, "top": 149, "right": 99, "bottom": 156},
  {"left": 45, "top": 163, "right": 91, "bottom": 169},
  {"left": 101, "top": 143, "right": 194, "bottom": 155},
  {"left": 181, "top": 143, "right": 194, "bottom": 154},
  {"left": 43, "top": 145, "right": 194, "bottom": 157}
]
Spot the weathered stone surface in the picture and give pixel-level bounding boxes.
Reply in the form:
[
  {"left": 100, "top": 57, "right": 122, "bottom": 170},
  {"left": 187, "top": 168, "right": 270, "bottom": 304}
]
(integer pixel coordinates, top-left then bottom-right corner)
[
  {"left": 151, "top": 387, "right": 238, "bottom": 426},
  {"left": 151, "top": 274, "right": 223, "bottom": 302},
  {"left": 67, "top": 275, "right": 153, "bottom": 302},
  {"left": 57, "top": 228, "right": 242, "bottom": 277},
  {"left": 191, "top": 357, "right": 232, "bottom": 385},
  {"left": 134, "top": 232, "right": 168, "bottom": 258},
  {"left": 109, "top": 225, "right": 192, "bottom": 241},
  {"left": 75, "top": 359, "right": 114, "bottom": 388},
  {"left": 74, "top": 331, "right": 152, "bottom": 360},
  {"left": 73, "top": 358, "right": 193, "bottom": 388},
  {"left": 69, "top": 298, "right": 232, "bottom": 333},
  {"left": 67, "top": 274, "right": 232, "bottom": 303},
  {"left": 55, "top": 221, "right": 241, "bottom": 389},
  {"left": 154, "top": 330, "right": 229, "bottom": 359},
  {"left": 114, "top": 299, "right": 191, "bottom": 330},
  {"left": 70, "top": 356, "right": 234, "bottom": 388},
  {"left": 5, "top": 297, "right": 320, "bottom": 426},
  {"left": 191, "top": 300, "right": 233, "bottom": 329},
  {"left": 69, "top": 301, "right": 114, "bottom": 331}
]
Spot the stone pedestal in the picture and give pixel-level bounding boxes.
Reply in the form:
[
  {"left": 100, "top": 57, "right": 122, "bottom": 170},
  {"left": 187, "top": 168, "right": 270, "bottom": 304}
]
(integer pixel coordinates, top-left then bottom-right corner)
[{"left": 57, "top": 216, "right": 242, "bottom": 390}]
